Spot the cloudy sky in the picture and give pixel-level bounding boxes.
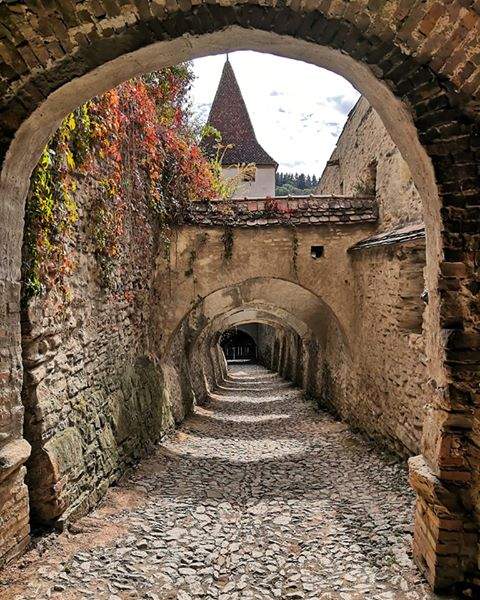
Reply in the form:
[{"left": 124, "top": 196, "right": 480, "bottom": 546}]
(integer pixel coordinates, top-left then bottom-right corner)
[{"left": 190, "top": 51, "right": 360, "bottom": 177}]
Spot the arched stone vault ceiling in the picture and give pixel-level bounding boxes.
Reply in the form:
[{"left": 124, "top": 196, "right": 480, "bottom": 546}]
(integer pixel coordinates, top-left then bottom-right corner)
[
  {"left": 181, "top": 303, "right": 312, "bottom": 409},
  {"left": 193, "top": 307, "right": 311, "bottom": 364},
  {"left": 217, "top": 309, "right": 309, "bottom": 339},
  {"left": 164, "top": 277, "right": 349, "bottom": 359}
]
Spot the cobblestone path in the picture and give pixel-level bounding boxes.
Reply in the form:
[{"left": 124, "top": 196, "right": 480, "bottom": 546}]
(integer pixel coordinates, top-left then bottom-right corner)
[{"left": 2, "top": 364, "right": 448, "bottom": 600}]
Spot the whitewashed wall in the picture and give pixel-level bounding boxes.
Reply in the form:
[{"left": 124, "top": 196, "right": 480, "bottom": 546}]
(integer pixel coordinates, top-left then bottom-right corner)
[{"left": 222, "top": 166, "right": 276, "bottom": 198}]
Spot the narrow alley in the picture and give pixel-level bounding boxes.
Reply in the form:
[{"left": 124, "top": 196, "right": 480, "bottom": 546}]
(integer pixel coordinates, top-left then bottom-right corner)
[{"left": 3, "top": 365, "right": 445, "bottom": 600}]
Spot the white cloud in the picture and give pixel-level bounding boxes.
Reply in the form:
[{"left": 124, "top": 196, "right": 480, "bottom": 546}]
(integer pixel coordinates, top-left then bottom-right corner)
[
  {"left": 189, "top": 51, "right": 360, "bottom": 175},
  {"left": 326, "top": 94, "right": 355, "bottom": 116}
]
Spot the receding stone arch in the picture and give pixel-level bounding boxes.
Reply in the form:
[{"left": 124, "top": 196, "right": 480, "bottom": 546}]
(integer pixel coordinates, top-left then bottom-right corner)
[
  {"left": 163, "top": 277, "right": 350, "bottom": 420},
  {"left": 164, "top": 276, "right": 349, "bottom": 355},
  {"left": 211, "top": 310, "right": 311, "bottom": 385},
  {"left": 216, "top": 309, "right": 310, "bottom": 339},
  {"left": 0, "top": 2, "right": 479, "bottom": 589}
]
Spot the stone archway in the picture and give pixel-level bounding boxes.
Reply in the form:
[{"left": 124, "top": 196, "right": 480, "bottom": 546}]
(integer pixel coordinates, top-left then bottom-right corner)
[
  {"left": 0, "top": 2, "right": 478, "bottom": 590},
  {"left": 163, "top": 277, "right": 344, "bottom": 408}
]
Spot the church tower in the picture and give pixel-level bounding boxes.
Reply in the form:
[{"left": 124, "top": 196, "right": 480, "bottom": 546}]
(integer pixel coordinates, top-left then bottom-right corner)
[{"left": 203, "top": 57, "right": 278, "bottom": 198}]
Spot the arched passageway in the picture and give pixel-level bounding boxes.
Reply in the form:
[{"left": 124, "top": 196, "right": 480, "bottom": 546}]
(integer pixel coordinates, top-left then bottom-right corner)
[
  {"left": 2, "top": 313, "right": 439, "bottom": 599},
  {"left": 0, "top": 3, "right": 479, "bottom": 592}
]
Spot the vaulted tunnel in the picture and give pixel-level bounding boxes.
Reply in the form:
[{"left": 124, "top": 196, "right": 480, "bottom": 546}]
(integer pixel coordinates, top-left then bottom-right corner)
[{"left": 0, "top": 3, "right": 479, "bottom": 594}]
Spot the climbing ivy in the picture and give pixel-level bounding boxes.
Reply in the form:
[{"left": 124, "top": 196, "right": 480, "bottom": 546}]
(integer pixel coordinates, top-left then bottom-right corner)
[
  {"left": 23, "top": 105, "right": 92, "bottom": 303},
  {"left": 222, "top": 226, "right": 234, "bottom": 261},
  {"left": 22, "top": 65, "right": 222, "bottom": 302}
]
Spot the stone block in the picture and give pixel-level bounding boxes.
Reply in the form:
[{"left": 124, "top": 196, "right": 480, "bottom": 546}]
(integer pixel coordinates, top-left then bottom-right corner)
[{"left": 0, "top": 438, "right": 31, "bottom": 483}]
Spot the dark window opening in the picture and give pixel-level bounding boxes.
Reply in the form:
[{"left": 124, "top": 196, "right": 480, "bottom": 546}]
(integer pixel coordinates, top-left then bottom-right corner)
[{"left": 311, "top": 246, "right": 324, "bottom": 259}]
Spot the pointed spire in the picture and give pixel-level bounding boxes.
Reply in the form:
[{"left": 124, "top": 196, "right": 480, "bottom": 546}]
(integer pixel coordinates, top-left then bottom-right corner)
[{"left": 203, "top": 57, "right": 278, "bottom": 168}]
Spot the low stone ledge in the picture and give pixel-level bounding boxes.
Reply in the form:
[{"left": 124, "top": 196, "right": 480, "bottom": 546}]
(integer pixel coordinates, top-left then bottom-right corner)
[
  {"left": 184, "top": 195, "right": 378, "bottom": 227},
  {"left": 408, "top": 455, "right": 462, "bottom": 513},
  {"left": 0, "top": 439, "right": 31, "bottom": 483}
]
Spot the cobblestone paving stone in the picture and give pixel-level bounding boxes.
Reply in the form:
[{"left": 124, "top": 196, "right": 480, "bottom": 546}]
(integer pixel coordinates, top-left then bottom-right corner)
[{"left": 3, "top": 364, "right": 451, "bottom": 600}]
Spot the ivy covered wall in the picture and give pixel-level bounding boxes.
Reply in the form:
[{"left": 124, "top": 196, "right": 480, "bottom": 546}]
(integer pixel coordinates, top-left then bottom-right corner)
[{"left": 20, "top": 66, "right": 218, "bottom": 526}]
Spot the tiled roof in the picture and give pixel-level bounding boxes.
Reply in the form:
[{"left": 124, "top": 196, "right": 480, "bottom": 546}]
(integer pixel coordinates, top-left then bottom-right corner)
[
  {"left": 349, "top": 223, "right": 425, "bottom": 250},
  {"left": 202, "top": 59, "right": 278, "bottom": 168},
  {"left": 184, "top": 196, "right": 378, "bottom": 227}
]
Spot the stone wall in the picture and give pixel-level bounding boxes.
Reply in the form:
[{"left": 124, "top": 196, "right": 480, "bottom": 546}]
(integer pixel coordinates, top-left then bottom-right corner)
[
  {"left": 256, "top": 324, "right": 276, "bottom": 369},
  {"left": 313, "top": 97, "right": 429, "bottom": 456},
  {"left": 332, "top": 235, "right": 429, "bottom": 455},
  {"left": 252, "top": 229, "right": 429, "bottom": 458},
  {"left": 20, "top": 176, "right": 183, "bottom": 528},
  {"left": 317, "top": 97, "right": 423, "bottom": 232}
]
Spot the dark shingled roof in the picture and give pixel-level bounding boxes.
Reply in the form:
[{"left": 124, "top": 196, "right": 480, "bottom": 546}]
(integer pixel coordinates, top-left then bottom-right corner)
[
  {"left": 185, "top": 196, "right": 378, "bottom": 227},
  {"left": 349, "top": 223, "right": 425, "bottom": 250},
  {"left": 202, "top": 59, "right": 278, "bottom": 168}
]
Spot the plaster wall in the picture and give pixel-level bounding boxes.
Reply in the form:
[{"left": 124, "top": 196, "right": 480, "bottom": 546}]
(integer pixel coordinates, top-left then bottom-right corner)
[
  {"left": 222, "top": 166, "right": 276, "bottom": 198},
  {"left": 256, "top": 324, "right": 276, "bottom": 368},
  {"left": 154, "top": 223, "right": 375, "bottom": 349}
]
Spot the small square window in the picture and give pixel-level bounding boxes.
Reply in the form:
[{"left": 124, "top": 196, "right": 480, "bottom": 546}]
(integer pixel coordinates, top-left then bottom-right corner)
[{"left": 311, "top": 246, "right": 324, "bottom": 259}]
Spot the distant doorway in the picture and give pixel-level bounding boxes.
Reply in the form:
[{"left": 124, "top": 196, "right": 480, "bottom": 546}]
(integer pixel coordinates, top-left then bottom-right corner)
[{"left": 220, "top": 329, "right": 257, "bottom": 362}]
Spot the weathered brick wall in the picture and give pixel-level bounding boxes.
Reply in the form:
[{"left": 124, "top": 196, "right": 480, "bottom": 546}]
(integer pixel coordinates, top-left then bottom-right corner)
[{"left": 0, "top": 462, "right": 29, "bottom": 565}]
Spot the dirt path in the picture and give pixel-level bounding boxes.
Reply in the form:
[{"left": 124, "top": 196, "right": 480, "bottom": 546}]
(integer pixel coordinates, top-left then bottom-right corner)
[{"left": 1, "top": 364, "right": 447, "bottom": 599}]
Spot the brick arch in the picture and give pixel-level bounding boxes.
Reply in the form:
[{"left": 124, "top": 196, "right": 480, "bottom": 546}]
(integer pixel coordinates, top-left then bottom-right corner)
[{"left": 0, "top": 1, "right": 478, "bottom": 591}]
